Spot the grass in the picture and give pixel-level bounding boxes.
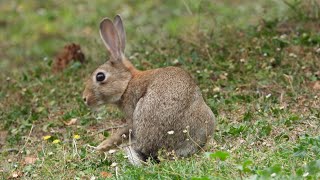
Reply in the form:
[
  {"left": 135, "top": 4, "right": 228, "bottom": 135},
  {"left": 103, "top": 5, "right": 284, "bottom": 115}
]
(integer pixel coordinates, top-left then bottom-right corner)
[{"left": 0, "top": 0, "right": 319, "bottom": 179}]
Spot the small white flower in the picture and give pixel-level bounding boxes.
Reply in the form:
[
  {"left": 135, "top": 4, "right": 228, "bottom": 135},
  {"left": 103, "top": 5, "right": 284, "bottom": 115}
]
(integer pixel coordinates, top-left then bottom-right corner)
[
  {"left": 172, "top": 59, "right": 179, "bottom": 64},
  {"left": 303, "top": 172, "right": 309, "bottom": 177},
  {"left": 167, "top": 130, "right": 174, "bottom": 135},
  {"left": 110, "top": 162, "right": 118, "bottom": 167},
  {"left": 183, "top": 130, "right": 188, "bottom": 133},
  {"left": 266, "top": 94, "right": 271, "bottom": 98},
  {"left": 271, "top": 173, "right": 276, "bottom": 177}
]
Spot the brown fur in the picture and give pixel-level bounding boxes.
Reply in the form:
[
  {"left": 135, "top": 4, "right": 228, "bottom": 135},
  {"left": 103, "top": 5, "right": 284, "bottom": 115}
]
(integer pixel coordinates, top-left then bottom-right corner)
[{"left": 82, "top": 15, "right": 215, "bottom": 164}]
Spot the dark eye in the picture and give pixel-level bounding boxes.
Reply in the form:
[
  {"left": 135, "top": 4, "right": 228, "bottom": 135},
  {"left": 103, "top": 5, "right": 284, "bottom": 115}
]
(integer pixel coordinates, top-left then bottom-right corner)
[{"left": 96, "top": 72, "right": 106, "bottom": 82}]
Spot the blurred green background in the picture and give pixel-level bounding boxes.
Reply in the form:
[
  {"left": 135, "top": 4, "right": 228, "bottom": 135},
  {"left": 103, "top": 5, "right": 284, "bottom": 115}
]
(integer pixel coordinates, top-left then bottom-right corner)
[
  {"left": 0, "top": 0, "right": 319, "bottom": 179},
  {"left": 0, "top": 0, "right": 287, "bottom": 74}
]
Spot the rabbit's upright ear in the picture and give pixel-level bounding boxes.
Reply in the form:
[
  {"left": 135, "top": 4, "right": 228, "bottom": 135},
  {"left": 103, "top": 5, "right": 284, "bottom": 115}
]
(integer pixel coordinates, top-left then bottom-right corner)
[
  {"left": 113, "top": 15, "right": 126, "bottom": 54},
  {"left": 99, "top": 18, "right": 122, "bottom": 60}
]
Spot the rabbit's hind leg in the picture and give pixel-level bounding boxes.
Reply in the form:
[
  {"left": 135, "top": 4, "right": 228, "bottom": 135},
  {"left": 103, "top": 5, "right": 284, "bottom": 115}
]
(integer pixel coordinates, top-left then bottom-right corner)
[
  {"left": 124, "top": 146, "right": 145, "bottom": 166},
  {"left": 124, "top": 146, "right": 160, "bottom": 165}
]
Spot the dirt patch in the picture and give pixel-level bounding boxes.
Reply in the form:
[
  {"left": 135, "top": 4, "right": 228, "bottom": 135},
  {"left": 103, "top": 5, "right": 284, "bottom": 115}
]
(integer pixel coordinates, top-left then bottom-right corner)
[{"left": 310, "top": 81, "right": 320, "bottom": 91}]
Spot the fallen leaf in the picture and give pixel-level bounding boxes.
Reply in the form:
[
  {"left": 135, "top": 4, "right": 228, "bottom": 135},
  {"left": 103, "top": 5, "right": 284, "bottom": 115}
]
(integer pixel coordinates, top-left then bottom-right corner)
[
  {"left": 100, "top": 171, "right": 112, "bottom": 178},
  {"left": 219, "top": 73, "right": 228, "bottom": 80},
  {"left": 52, "top": 43, "right": 85, "bottom": 73},
  {"left": 313, "top": 81, "right": 320, "bottom": 90},
  {"left": 25, "top": 156, "right": 37, "bottom": 165},
  {"left": 64, "top": 118, "right": 78, "bottom": 126},
  {"left": 11, "top": 171, "right": 22, "bottom": 178}
]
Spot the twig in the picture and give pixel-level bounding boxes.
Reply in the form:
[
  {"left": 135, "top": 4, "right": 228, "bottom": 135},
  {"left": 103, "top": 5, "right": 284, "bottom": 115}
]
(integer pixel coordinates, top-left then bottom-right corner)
[
  {"left": 16, "top": 124, "right": 34, "bottom": 156},
  {"left": 182, "top": 0, "right": 193, "bottom": 15},
  {"left": 186, "top": 127, "right": 206, "bottom": 153},
  {"left": 103, "top": 152, "right": 108, "bottom": 161},
  {"left": 73, "top": 139, "right": 80, "bottom": 158},
  {"left": 0, "top": 148, "right": 19, "bottom": 153},
  {"left": 116, "top": 166, "right": 119, "bottom": 179}
]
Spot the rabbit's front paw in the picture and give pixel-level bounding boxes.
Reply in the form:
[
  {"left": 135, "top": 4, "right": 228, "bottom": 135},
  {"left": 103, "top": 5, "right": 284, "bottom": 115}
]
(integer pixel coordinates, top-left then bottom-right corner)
[{"left": 96, "top": 139, "right": 116, "bottom": 152}]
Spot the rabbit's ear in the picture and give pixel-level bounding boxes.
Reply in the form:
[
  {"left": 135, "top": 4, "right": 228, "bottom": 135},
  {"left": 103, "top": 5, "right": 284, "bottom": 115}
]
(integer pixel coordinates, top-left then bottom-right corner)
[
  {"left": 99, "top": 18, "right": 122, "bottom": 60},
  {"left": 113, "top": 15, "right": 126, "bottom": 53}
]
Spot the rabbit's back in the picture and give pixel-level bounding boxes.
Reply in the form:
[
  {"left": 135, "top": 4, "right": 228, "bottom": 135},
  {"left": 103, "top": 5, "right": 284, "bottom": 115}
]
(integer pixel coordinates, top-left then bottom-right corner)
[
  {"left": 83, "top": 15, "right": 214, "bottom": 164},
  {"left": 126, "top": 66, "right": 215, "bottom": 158}
]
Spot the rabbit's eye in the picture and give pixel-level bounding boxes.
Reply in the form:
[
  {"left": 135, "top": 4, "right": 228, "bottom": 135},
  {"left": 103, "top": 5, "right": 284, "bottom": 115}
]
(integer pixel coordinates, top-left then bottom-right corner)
[{"left": 96, "top": 72, "right": 106, "bottom": 82}]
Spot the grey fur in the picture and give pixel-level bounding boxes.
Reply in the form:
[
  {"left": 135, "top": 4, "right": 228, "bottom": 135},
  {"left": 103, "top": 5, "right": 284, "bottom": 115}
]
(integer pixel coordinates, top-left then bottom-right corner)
[{"left": 83, "top": 15, "right": 215, "bottom": 164}]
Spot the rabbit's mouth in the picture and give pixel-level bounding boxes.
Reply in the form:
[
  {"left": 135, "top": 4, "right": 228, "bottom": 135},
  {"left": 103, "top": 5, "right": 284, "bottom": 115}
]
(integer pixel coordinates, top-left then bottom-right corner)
[
  {"left": 88, "top": 97, "right": 104, "bottom": 107},
  {"left": 83, "top": 92, "right": 100, "bottom": 107}
]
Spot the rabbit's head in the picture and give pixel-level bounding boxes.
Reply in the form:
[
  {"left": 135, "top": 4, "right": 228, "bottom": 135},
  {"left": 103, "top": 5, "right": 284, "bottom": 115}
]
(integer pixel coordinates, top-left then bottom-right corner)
[{"left": 83, "top": 15, "right": 133, "bottom": 107}]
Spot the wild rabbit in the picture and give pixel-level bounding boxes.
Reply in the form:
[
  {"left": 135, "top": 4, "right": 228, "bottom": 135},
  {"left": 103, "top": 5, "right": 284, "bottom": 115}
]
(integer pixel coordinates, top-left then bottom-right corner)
[{"left": 83, "top": 15, "right": 215, "bottom": 165}]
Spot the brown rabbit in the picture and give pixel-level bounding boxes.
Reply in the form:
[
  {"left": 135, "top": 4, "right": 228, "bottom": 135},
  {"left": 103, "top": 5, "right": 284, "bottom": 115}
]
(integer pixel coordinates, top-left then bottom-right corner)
[{"left": 83, "top": 15, "right": 215, "bottom": 165}]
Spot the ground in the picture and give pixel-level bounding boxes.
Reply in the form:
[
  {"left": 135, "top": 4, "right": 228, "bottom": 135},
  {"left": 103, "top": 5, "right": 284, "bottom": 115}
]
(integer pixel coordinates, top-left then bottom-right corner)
[{"left": 0, "top": 0, "right": 319, "bottom": 179}]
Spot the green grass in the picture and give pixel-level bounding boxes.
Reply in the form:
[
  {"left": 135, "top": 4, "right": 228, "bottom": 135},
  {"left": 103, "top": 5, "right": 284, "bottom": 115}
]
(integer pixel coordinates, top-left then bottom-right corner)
[{"left": 0, "top": 0, "right": 320, "bottom": 179}]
